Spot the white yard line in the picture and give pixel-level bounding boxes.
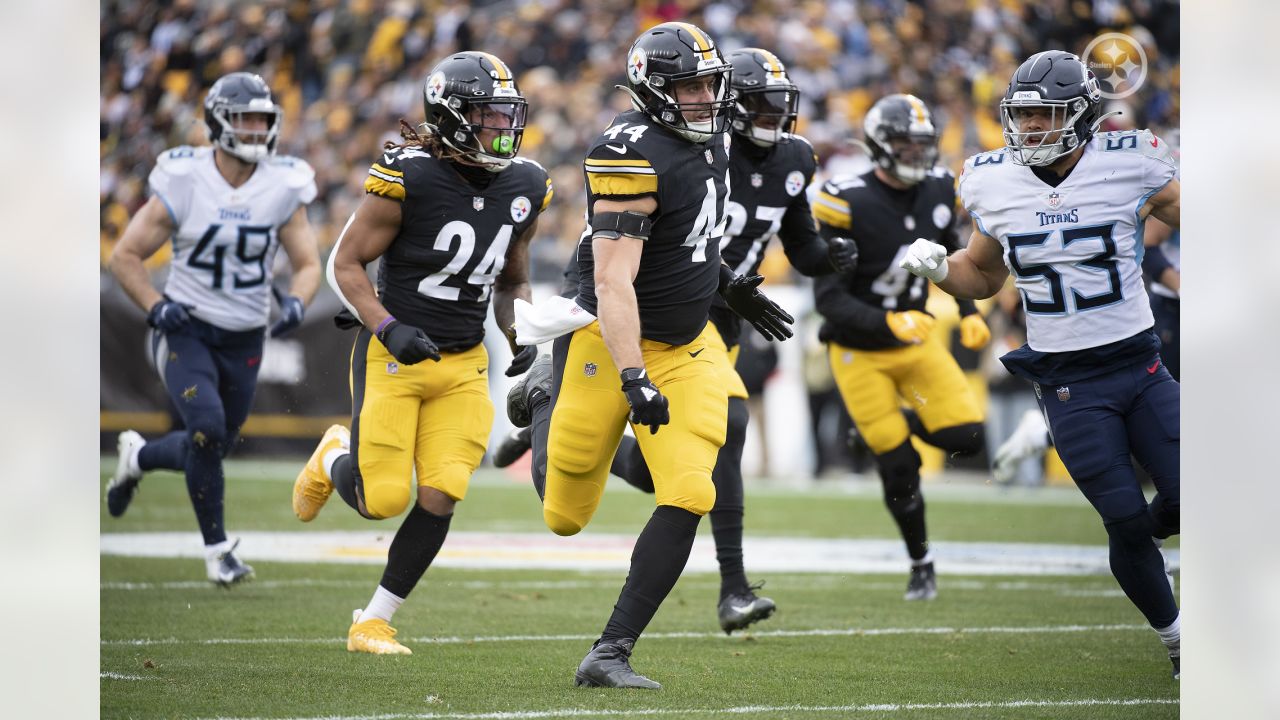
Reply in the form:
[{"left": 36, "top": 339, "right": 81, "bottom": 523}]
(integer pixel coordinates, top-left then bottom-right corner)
[
  {"left": 101, "top": 530, "right": 1178, "bottom": 576},
  {"left": 102, "top": 622, "right": 1148, "bottom": 647},
  {"left": 100, "top": 671, "right": 162, "bottom": 681},
  {"left": 191, "top": 697, "right": 1178, "bottom": 720}
]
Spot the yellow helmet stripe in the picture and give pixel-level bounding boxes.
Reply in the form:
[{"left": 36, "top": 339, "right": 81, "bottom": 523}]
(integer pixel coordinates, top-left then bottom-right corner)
[
  {"left": 759, "top": 49, "right": 784, "bottom": 79},
  {"left": 480, "top": 52, "right": 513, "bottom": 87},
  {"left": 907, "top": 95, "right": 928, "bottom": 124},
  {"left": 676, "top": 22, "right": 713, "bottom": 58}
]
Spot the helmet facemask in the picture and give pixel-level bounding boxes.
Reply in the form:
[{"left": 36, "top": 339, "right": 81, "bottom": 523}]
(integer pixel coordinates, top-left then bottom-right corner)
[
  {"left": 733, "top": 84, "right": 799, "bottom": 146},
  {"left": 435, "top": 94, "right": 528, "bottom": 172},
  {"left": 209, "top": 99, "right": 281, "bottom": 163},
  {"left": 645, "top": 65, "right": 734, "bottom": 143},
  {"left": 1001, "top": 96, "right": 1092, "bottom": 167}
]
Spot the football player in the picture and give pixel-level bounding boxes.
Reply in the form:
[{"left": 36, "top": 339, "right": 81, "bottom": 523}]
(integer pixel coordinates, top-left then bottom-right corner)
[
  {"left": 900, "top": 51, "right": 1181, "bottom": 679},
  {"left": 493, "top": 47, "right": 855, "bottom": 635},
  {"left": 106, "top": 72, "right": 320, "bottom": 586},
  {"left": 503, "top": 22, "right": 793, "bottom": 688},
  {"left": 290, "top": 52, "right": 550, "bottom": 655},
  {"left": 812, "top": 94, "right": 991, "bottom": 602}
]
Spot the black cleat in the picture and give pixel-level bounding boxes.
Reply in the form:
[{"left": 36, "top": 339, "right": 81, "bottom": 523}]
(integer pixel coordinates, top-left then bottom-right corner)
[
  {"left": 574, "top": 638, "right": 661, "bottom": 689},
  {"left": 904, "top": 561, "right": 937, "bottom": 601},
  {"left": 492, "top": 426, "right": 532, "bottom": 468},
  {"left": 506, "top": 354, "right": 552, "bottom": 428},
  {"left": 718, "top": 582, "right": 777, "bottom": 634},
  {"left": 208, "top": 538, "right": 255, "bottom": 588},
  {"left": 1170, "top": 653, "right": 1180, "bottom": 680}
]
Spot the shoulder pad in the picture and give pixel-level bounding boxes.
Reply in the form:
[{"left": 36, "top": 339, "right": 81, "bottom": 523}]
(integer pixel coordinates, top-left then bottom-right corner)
[
  {"left": 1138, "top": 129, "right": 1176, "bottom": 165},
  {"left": 789, "top": 134, "right": 819, "bottom": 171},
  {"left": 154, "top": 145, "right": 204, "bottom": 177},
  {"left": 270, "top": 155, "right": 317, "bottom": 190},
  {"left": 965, "top": 148, "right": 1008, "bottom": 171},
  {"left": 513, "top": 157, "right": 554, "bottom": 211},
  {"left": 365, "top": 146, "right": 428, "bottom": 202},
  {"left": 814, "top": 176, "right": 858, "bottom": 231}
]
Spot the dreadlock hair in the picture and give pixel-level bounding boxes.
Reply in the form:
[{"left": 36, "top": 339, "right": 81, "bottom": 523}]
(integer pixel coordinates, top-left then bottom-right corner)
[{"left": 385, "top": 119, "right": 485, "bottom": 167}]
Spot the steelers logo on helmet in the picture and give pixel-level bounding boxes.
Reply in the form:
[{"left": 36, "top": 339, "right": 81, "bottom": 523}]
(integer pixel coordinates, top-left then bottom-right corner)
[
  {"left": 510, "top": 196, "right": 531, "bottom": 223},
  {"left": 425, "top": 72, "right": 447, "bottom": 104},
  {"left": 785, "top": 170, "right": 805, "bottom": 197},
  {"left": 627, "top": 48, "right": 648, "bottom": 85}
]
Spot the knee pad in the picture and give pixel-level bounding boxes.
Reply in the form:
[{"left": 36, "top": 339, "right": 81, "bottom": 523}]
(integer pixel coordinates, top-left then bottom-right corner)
[
  {"left": 363, "top": 481, "right": 412, "bottom": 520},
  {"left": 875, "top": 440, "right": 922, "bottom": 514},
  {"left": 930, "top": 422, "right": 987, "bottom": 457},
  {"left": 1105, "top": 511, "right": 1157, "bottom": 555},
  {"left": 670, "top": 476, "right": 716, "bottom": 516},
  {"left": 544, "top": 508, "right": 583, "bottom": 537}
]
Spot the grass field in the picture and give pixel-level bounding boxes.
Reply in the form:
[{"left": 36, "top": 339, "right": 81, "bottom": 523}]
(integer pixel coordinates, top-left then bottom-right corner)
[{"left": 100, "top": 459, "right": 1179, "bottom": 719}]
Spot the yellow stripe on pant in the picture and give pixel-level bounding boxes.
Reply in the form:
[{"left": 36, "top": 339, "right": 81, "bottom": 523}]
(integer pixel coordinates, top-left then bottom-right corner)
[
  {"left": 543, "top": 321, "right": 728, "bottom": 536},
  {"left": 827, "top": 338, "right": 983, "bottom": 454},
  {"left": 349, "top": 334, "right": 493, "bottom": 519}
]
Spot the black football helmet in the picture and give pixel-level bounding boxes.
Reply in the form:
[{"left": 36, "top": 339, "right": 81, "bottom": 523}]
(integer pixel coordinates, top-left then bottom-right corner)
[
  {"left": 727, "top": 48, "right": 800, "bottom": 146},
  {"left": 203, "top": 72, "right": 282, "bottom": 163},
  {"left": 621, "top": 22, "right": 734, "bottom": 143},
  {"left": 423, "top": 51, "right": 528, "bottom": 171},
  {"left": 863, "top": 94, "right": 939, "bottom": 185},
  {"left": 1000, "top": 50, "right": 1103, "bottom": 166}
]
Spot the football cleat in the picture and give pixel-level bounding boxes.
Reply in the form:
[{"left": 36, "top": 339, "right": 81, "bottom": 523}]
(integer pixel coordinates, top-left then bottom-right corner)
[
  {"left": 1169, "top": 652, "right": 1180, "bottom": 680},
  {"left": 992, "top": 409, "right": 1050, "bottom": 484},
  {"left": 293, "top": 424, "right": 350, "bottom": 522},
  {"left": 348, "top": 608, "right": 412, "bottom": 655},
  {"left": 207, "top": 538, "right": 254, "bottom": 587},
  {"left": 717, "top": 582, "right": 777, "bottom": 634},
  {"left": 492, "top": 426, "right": 532, "bottom": 468},
  {"left": 904, "top": 561, "right": 937, "bottom": 601},
  {"left": 505, "top": 354, "right": 552, "bottom": 428},
  {"left": 106, "top": 430, "right": 146, "bottom": 518},
  {"left": 574, "top": 638, "right": 660, "bottom": 689}
]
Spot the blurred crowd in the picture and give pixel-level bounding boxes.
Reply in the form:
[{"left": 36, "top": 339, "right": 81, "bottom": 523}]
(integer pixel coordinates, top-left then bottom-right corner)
[
  {"left": 100, "top": 0, "right": 1179, "bottom": 479},
  {"left": 101, "top": 0, "right": 1179, "bottom": 276}
]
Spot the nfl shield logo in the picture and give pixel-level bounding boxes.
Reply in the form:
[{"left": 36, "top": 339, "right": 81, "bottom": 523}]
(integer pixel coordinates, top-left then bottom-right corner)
[
  {"left": 1056, "top": 386, "right": 1071, "bottom": 402},
  {"left": 705, "top": 149, "right": 714, "bottom": 165},
  {"left": 1046, "top": 191, "right": 1062, "bottom": 209},
  {"left": 584, "top": 362, "right": 597, "bottom": 377},
  {"left": 473, "top": 197, "right": 485, "bottom": 211},
  {"left": 387, "top": 362, "right": 399, "bottom": 375},
  {"left": 750, "top": 173, "right": 763, "bottom": 188}
]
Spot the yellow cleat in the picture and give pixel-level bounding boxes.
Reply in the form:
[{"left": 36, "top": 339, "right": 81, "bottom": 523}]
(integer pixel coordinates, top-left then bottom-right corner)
[
  {"left": 293, "top": 424, "right": 349, "bottom": 522},
  {"left": 347, "top": 608, "right": 412, "bottom": 655}
]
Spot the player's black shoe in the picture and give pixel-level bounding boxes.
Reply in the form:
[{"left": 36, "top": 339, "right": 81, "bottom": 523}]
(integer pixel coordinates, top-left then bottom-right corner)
[
  {"left": 492, "top": 426, "right": 532, "bottom": 468},
  {"left": 207, "top": 538, "right": 255, "bottom": 588},
  {"left": 1170, "top": 652, "right": 1180, "bottom": 680},
  {"left": 904, "top": 561, "right": 937, "bottom": 601},
  {"left": 717, "top": 582, "right": 777, "bottom": 634},
  {"left": 506, "top": 354, "right": 552, "bottom": 428},
  {"left": 574, "top": 638, "right": 660, "bottom": 689}
]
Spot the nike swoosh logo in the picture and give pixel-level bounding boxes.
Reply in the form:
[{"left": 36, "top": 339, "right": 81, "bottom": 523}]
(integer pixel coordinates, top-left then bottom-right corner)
[
  {"left": 605, "top": 144, "right": 627, "bottom": 154},
  {"left": 728, "top": 603, "right": 755, "bottom": 614},
  {"left": 1149, "top": 137, "right": 1159, "bottom": 148},
  {"left": 383, "top": 153, "right": 395, "bottom": 165},
  {"left": 689, "top": 348, "right": 704, "bottom": 358},
  {"left": 1147, "top": 361, "right": 1160, "bottom": 374},
  {"left": 478, "top": 367, "right": 487, "bottom": 374}
]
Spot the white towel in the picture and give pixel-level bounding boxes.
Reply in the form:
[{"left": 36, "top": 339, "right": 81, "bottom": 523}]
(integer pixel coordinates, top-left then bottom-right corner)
[{"left": 513, "top": 295, "right": 595, "bottom": 345}]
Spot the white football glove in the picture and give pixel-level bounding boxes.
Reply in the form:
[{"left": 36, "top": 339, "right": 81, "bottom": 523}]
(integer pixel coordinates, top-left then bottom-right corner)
[{"left": 899, "top": 238, "right": 949, "bottom": 283}]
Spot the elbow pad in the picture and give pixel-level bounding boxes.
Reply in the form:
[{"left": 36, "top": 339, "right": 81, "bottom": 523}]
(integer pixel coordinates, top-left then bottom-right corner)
[{"left": 591, "top": 211, "right": 652, "bottom": 241}]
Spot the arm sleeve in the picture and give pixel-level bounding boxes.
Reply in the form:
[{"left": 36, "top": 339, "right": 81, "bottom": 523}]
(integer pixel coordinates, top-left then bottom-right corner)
[{"left": 813, "top": 272, "right": 895, "bottom": 342}]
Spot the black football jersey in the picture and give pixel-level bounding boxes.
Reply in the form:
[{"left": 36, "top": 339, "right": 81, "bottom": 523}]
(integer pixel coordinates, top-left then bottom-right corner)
[
  {"left": 363, "top": 145, "right": 552, "bottom": 350},
  {"left": 709, "top": 133, "right": 826, "bottom": 348},
  {"left": 572, "top": 110, "right": 730, "bottom": 346},
  {"left": 812, "top": 168, "right": 974, "bottom": 350}
]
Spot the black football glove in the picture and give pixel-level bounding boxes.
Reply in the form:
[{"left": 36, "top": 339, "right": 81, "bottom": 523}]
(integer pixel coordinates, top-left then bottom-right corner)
[
  {"left": 506, "top": 344, "right": 538, "bottom": 377},
  {"left": 270, "top": 295, "right": 305, "bottom": 338},
  {"left": 146, "top": 297, "right": 193, "bottom": 333},
  {"left": 376, "top": 319, "right": 441, "bottom": 365},
  {"left": 828, "top": 236, "right": 859, "bottom": 274},
  {"left": 620, "top": 367, "right": 669, "bottom": 435},
  {"left": 718, "top": 269, "right": 795, "bottom": 341}
]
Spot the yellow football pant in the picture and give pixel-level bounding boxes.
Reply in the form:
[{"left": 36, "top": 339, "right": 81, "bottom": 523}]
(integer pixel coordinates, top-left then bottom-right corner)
[
  {"left": 349, "top": 332, "right": 493, "bottom": 519},
  {"left": 543, "top": 321, "right": 728, "bottom": 535},
  {"left": 828, "top": 337, "right": 983, "bottom": 454},
  {"left": 706, "top": 322, "right": 749, "bottom": 400}
]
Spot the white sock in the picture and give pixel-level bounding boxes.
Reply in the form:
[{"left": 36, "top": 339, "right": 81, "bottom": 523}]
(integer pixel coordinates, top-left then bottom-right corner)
[
  {"left": 359, "top": 585, "right": 405, "bottom": 624},
  {"left": 322, "top": 449, "right": 348, "bottom": 480},
  {"left": 912, "top": 552, "right": 934, "bottom": 567},
  {"left": 1156, "top": 613, "right": 1180, "bottom": 655}
]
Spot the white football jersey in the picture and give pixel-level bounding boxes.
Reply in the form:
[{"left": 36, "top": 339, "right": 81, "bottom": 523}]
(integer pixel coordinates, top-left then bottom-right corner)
[
  {"left": 149, "top": 146, "right": 317, "bottom": 331},
  {"left": 959, "top": 129, "right": 1176, "bottom": 352}
]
